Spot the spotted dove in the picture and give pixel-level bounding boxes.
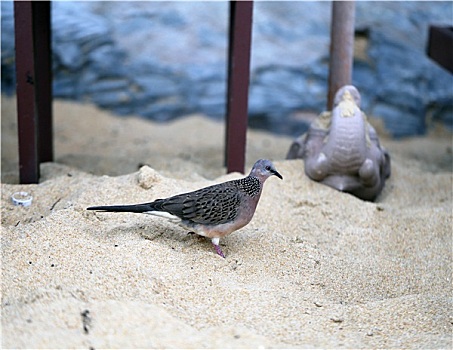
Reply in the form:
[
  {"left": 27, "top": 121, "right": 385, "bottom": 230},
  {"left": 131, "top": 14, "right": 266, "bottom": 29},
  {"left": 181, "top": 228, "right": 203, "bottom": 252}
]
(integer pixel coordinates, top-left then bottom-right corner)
[{"left": 87, "top": 159, "right": 282, "bottom": 257}]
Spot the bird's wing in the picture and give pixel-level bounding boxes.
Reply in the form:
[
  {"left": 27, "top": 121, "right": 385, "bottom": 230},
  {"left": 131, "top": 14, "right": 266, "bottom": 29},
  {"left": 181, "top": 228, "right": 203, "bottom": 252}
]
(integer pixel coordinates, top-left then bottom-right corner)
[{"left": 157, "top": 184, "right": 241, "bottom": 225}]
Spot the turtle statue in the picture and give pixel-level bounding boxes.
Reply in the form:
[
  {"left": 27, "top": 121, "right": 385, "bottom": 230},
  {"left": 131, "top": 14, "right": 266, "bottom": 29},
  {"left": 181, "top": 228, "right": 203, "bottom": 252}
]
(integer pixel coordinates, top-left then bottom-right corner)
[{"left": 287, "top": 85, "right": 391, "bottom": 201}]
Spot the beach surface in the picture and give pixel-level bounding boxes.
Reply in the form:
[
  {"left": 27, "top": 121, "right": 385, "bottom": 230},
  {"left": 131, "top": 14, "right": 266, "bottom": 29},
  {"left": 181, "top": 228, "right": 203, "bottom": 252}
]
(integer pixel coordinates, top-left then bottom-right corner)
[{"left": 1, "top": 95, "right": 452, "bottom": 348}]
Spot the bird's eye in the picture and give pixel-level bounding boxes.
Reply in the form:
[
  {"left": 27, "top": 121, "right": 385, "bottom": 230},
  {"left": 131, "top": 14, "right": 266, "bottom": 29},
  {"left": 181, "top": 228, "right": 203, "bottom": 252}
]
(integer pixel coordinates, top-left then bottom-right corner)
[{"left": 265, "top": 166, "right": 271, "bottom": 171}]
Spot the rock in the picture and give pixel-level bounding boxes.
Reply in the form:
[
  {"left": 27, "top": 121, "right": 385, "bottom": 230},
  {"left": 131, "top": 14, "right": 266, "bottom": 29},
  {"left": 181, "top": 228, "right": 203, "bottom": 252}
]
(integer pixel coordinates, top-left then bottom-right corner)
[
  {"left": 1, "top": 1, "right": 451, "bottom": 136},
  {"left": 136, "top": 166, "right": 162, "bottom": 190}
]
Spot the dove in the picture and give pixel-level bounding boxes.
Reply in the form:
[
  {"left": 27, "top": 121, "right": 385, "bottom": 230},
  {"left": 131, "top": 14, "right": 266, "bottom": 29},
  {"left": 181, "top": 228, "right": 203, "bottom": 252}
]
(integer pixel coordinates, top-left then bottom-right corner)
[{"left": 87, "top": 159, "right": 282, "bottom": 257}]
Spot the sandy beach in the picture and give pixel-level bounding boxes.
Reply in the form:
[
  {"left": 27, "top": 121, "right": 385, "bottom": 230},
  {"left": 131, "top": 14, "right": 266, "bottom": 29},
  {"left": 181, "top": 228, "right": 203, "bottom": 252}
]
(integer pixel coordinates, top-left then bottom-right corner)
[{"left": 1, "top": 95, "right": 452, "bottom": 348}]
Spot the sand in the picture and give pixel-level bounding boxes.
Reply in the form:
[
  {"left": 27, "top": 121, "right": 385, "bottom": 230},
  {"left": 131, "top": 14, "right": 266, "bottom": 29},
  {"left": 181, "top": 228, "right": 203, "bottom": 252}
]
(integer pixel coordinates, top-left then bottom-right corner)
[{"left": 1, "top": 95, "right": 452, "bottom": 348}]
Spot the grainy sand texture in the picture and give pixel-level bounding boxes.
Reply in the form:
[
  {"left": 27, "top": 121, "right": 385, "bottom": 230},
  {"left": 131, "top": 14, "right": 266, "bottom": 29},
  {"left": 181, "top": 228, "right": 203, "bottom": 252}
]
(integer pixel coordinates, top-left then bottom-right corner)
[{"left": 1, "top": 95, "right": 452, "bottom": 348}]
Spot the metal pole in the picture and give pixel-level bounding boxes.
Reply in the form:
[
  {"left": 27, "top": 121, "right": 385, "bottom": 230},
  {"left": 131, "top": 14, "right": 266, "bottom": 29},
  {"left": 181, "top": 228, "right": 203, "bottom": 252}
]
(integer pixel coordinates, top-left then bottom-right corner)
[
  {"left": 14, "top": 1, "right": 40, "bottom": 183},
  {"left": 33, "top": 1, "right": 53, "bottom": 163},
  {"left": 225, "top": 1, "right": 253, "bottom": 174},
  {"left": 327, "top": 1, "right": 356, "bottom": 110},
  {"left": 13, "top": 1, "right": 53, "bottom": 184}
]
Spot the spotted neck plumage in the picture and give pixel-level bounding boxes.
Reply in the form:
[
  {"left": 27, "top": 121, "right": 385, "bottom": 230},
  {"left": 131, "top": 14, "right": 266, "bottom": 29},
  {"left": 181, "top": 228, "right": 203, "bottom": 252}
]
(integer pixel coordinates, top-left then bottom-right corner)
[{"left": 234, "top": 176, "right": 262, "bottom": 197}]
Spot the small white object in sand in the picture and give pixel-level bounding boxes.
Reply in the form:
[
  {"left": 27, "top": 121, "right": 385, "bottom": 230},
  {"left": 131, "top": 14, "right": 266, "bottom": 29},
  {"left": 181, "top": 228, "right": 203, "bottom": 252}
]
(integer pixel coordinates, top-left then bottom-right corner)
[{"left": 11, "top": 191, "right": 33, "bottom": 207}]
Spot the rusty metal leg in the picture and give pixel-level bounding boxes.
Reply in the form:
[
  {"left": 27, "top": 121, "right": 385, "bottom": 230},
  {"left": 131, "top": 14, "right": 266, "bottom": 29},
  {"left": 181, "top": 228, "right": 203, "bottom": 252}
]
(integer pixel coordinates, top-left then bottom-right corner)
[
  {"left": 14, "top": 1, "right": 53, "bottom": 184},
  {"left": 14, "top": 1, "right": 40, "bottom": 183},
  {"left": 225, "top": 1, "right": 253, "bottom": 174},
  {"left": 33, "top": 2, "right": 53, "bottom": 163},
  {"left": 327, "top": 1, "right": 356, "bottom": 110}
]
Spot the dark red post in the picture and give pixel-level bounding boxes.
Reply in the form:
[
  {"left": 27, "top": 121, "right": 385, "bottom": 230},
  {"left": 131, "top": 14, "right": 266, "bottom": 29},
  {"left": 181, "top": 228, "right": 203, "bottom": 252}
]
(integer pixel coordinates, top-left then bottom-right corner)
[
  {"left": 225, "top": 1, "right": 253, "bottom": 174},
  {"left": 14, "top": 1, "right": 53, "bottom": 184},
  {"left": 327, "top": 1, "right": 355, "bottom": 110},
  {"left": 33, "top": 2, "right": 53, "bottom": 163}
]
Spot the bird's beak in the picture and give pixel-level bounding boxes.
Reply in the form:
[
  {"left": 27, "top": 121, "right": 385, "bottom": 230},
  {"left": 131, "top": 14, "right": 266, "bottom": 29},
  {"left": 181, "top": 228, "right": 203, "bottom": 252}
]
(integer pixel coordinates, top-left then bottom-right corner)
[{"left": 273, "top": 170, "right": 283, "bottom": 180}]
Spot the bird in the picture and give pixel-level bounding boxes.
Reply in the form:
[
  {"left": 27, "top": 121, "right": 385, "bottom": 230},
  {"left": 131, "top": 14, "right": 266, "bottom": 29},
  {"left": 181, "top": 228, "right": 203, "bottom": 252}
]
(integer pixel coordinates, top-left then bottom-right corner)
[{"left": 87, "top": 159, "right": 282, "bottom": 258}]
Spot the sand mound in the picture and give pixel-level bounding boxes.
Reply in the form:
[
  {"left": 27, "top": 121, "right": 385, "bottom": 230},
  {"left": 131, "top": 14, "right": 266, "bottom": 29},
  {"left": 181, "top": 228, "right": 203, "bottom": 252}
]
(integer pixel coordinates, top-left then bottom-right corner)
[{"left": 1, "top": 96, "right": 452, "bottom": 348}]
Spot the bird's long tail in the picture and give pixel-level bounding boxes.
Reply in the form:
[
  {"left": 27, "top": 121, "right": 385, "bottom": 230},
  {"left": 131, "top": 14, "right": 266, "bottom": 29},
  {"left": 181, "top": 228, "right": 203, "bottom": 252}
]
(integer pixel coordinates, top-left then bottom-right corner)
[{"left": 87, "top": 203, "right": 155, "bottom": 213}]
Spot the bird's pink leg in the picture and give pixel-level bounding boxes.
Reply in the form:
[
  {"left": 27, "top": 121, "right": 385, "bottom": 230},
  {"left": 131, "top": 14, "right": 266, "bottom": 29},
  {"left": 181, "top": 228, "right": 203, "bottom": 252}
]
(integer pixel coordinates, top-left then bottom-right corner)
[
  {"left": 211, "top": 238, "right": 225, "bottom": 258},
  {"left": 213, "top": 244, "right": 226, "bottom": 258}
]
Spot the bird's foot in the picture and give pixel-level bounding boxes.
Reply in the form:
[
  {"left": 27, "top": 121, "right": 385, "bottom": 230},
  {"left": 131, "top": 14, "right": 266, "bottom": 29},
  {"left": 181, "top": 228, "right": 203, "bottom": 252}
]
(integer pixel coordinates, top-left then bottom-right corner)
[
  {"left": 213, "top": 243, "right": 226, "bottom": 258},
  {"left": 211, "top": 237, "right": 226, "bottom": 258}
]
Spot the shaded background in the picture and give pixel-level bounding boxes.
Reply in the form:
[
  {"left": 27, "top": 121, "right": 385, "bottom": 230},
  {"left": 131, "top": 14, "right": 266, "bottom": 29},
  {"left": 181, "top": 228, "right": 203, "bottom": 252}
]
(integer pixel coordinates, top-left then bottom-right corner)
[{"left": 2, "top": 1, "right": 452, "bottom": 137}]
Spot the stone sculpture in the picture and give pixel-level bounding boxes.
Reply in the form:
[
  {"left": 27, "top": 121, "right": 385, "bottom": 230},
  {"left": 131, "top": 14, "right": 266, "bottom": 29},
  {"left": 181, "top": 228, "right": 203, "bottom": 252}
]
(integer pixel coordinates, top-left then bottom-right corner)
[{"left": 287, "top": 85, "right": 391, "bottom": 201}]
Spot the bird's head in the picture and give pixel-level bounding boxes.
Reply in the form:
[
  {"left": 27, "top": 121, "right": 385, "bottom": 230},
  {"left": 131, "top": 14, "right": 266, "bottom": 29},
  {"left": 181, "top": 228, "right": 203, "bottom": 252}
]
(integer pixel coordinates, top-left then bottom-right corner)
[{"left": 250, "top": 159, "right": 283, "bottom": 181}]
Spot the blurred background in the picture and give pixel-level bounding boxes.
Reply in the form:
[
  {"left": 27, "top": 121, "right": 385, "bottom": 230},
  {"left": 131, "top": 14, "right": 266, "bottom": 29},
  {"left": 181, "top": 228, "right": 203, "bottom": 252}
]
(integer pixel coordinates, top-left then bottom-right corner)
[{"left": 2, "top": 1, "right": 452, "bottom": 137}]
